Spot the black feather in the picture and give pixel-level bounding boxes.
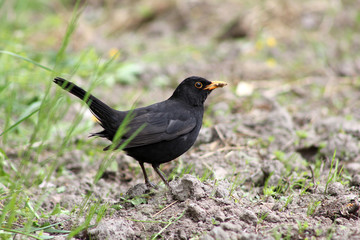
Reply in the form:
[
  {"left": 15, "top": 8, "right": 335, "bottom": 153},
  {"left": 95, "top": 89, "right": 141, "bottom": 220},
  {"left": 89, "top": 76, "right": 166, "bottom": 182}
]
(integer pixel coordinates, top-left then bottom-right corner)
[{"left": 54, "top": 77, "right": 119, "bottom": 140}]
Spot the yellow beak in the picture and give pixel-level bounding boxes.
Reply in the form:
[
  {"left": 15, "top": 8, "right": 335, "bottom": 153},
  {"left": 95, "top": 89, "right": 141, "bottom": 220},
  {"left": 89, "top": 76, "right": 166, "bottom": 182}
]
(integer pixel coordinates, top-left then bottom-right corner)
[{"left": 204, "top": 81, "right": 227, "bottom": 90}]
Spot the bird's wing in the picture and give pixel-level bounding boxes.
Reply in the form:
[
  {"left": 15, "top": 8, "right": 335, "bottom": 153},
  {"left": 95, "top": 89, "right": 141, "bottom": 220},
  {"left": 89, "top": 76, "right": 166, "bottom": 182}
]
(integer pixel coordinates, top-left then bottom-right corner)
[
  {"left": 120, "top": 109, "right": 196, "bottom": 148},
  {"left": 102, "top": 101, "right": 197, "bottom": 151}
]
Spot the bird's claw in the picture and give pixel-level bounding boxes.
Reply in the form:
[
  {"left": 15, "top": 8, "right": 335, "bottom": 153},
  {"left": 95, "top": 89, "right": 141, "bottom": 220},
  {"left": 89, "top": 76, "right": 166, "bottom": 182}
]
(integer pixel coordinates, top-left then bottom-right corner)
[{"left": 145, "top": 181, "right": 158, "bottom": 190}]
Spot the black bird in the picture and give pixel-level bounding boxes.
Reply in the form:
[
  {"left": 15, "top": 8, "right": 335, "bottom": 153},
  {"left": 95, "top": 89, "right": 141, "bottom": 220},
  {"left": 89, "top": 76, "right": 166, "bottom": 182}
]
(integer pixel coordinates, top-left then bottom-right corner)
[{"left": 53, "top": 76, "right": 226, "bottom": 189}]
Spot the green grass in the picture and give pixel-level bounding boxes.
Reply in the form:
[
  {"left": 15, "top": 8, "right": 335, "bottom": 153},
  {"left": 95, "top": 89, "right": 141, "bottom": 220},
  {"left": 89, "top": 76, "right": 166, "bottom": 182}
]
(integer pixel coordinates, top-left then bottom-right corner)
[
  {"left": 0, "top": 0, "right": 161, "bottom": 237},
  {"left": 0, "top": 1, "right": 116, "bottom": 238},
  {"left": 150, "top": 209, "right": 186, "bottom": 240},
  {"left": 1, "top": 0, "right": 359, "bottom": 239},
  {"left": 324, "top": 150, "right": 344, "bottom": 194}
]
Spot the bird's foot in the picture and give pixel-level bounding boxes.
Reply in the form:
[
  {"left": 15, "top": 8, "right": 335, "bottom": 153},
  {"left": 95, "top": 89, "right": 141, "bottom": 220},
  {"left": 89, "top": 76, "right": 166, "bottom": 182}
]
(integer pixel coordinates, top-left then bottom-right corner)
[{"left": 145, "top": 181, "right": 158, "bottom": 190}]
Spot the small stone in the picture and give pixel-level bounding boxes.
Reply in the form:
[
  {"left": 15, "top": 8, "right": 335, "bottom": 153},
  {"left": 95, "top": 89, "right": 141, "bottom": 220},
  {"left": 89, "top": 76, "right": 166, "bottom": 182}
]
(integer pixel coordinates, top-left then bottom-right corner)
[
  {"left": 214, "top": 187, "right": 229, "bottom": 198},
  {"left": 315, "top": 185, "right": 325, "bottom": 194},
  {"left": 327, "top": 182, "right": 344, "bottom": 196},
  {"left": 263, "top": 212, "right": 281, "bottom": 223},
  {"left": 236, "top": 81, "right": 254, "bottom": 97},
  {"left": 197, "top": 127, "right": 214, "bottom": 144},
  {"left": 209, "top": 226, "right": 230, "bottom": 239},
  {"left": 214, "top": 180, "right": 231, "bottom": 198},
  {"left": 87, "top": 218, "right": 134, "bottom": 240},
  {"left": 266, "top": 174, "right": 281, "bottom": 187},
  {"left": 170, "top": 174, "right": 206, "bottom": 201},
  {"left": 262, "top": 160, "right": 284, "bottom": 176},
  {"left": 335, "top": 218, "right": 344, "bottom": 225},
  {"left": 199, "top": 235, "right": 213, "bottom": 240},
  {"left": 350, "top": 174, "right": 360, "bottom": 187},
  {"left": 126, "top": 183, "right": 148, "bottom": 198},
  {"left": 320, "top": 133, "right": 359, "bottom": 162},
  {"left": 346, "top": 163, "right": 360, "bottom": 175},
  {"left": 237, "top": 232, "right": 265, "bottom": 240},
  {"left": 271, "top": 203, "right": 281, "bottom": 211},
  {"left": 239, "top": 209, "right": 258, "bottom": 225},
  {"left": 221, "top": 222, "right": 241, "bottom": 233},
  {"left": 213, "top": 167, "right": 228, "bottom": 179},
  {"left": 215, "top": 211, "right": 226, "bottom": 222},
  {"left": 177, "top": 229, "right": 187, "bottom": 240},
  {"left": 186, "top": 202, "right": 206, "bottom": 222}
]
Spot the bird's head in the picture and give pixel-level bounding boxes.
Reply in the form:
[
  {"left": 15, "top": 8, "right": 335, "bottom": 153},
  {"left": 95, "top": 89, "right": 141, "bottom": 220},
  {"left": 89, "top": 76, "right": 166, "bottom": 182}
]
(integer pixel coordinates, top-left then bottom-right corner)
[{"left": 170, "top": 76, "right": 227, "bottom": 106}]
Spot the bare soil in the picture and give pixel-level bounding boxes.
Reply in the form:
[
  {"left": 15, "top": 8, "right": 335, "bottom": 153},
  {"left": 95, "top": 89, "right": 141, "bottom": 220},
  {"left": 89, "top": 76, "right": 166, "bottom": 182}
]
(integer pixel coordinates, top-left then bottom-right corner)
[{"left": 27, "top": 0, "right": 360, "bottom": 239}]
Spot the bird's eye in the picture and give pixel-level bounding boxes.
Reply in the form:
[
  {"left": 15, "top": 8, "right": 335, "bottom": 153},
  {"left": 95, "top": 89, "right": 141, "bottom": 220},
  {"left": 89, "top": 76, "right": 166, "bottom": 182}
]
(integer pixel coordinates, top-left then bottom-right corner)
[{"left": 195, "top": 82, "right": 203, "bottom": 89}]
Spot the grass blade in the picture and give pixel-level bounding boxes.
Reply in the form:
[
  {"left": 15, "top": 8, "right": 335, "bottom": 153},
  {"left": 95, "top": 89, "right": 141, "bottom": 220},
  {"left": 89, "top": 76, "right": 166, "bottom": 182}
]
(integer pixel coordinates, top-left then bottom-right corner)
[
  {"left": 0, "top": 227, "right": 45, "bottom": 240},
  {"left": 0, "top": 50, "right": 54, "bottom": 73},
  {"left": 0, "top": 107, "right": 40, "bottom": 137}
]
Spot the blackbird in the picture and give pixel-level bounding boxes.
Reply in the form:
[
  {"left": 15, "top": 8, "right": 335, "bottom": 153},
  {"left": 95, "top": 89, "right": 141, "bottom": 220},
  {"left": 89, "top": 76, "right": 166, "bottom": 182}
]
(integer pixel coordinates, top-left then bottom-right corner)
[{"left": 53, "top": 76, "right": 226, "bottom": 189}]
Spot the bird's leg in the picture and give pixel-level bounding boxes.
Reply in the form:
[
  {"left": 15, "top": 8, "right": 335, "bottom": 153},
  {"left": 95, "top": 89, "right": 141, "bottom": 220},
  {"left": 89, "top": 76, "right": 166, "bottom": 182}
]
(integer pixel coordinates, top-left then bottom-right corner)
[
  {"left": 152, "top": 164, "right": 172, "bottom": 190},
  {"left": 139, "top": 161, "right": 156, "bottom": 189}
]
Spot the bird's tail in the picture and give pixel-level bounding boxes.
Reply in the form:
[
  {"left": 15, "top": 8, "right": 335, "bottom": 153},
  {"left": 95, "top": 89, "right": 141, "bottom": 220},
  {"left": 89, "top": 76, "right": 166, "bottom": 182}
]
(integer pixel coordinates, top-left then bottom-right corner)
[{"left": 53, "top": 77, "right": 118, "bottom": 140}]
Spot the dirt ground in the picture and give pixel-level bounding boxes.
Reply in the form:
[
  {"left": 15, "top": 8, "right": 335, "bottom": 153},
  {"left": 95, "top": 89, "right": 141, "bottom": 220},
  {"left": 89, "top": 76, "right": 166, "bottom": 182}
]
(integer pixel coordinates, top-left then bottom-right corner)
[{"left": 27, "top": 0, "right": 360, "bottom": 239}]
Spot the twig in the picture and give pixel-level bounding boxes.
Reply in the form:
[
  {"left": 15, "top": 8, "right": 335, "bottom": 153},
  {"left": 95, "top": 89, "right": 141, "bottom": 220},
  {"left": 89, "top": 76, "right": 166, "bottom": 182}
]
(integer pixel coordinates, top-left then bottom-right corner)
[
  {"left": 199, "top": 146, "right": 243, "bottom": 159},
  {"left": 152, "top": 200, "right": 178, "bottom": 218},
  {"left": 214, "top": 125, "right": 227, "bottom": 146},
  {"left": 151, "top": 210, "right": 186, "bottom": 240},
  {"left": 201, "top": 160, "right": 213, "bottom": 172},
  {"left": 140, "top": 222, "right": 146, "bottom": 231},
  {"left": 307, "top": 164, "right": 316, "bottom": 186}
]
